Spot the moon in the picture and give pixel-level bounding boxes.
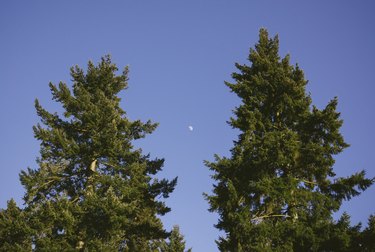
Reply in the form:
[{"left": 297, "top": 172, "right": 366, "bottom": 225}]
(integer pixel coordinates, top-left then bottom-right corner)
[{"left": 188, "top": 125, "right": 193, "bottom": 131}]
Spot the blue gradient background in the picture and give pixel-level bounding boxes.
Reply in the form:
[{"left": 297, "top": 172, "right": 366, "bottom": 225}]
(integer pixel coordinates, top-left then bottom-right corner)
[{"left": 1, "top": 1, "right": 374, "bottom": 251}]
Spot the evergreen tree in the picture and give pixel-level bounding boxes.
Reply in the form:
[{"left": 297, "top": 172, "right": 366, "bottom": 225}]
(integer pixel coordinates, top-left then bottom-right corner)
[
  {"left": 0, "top": 56, "right": 177, "bottom": 251},
  {"left": 319, "top": 212, "right": 362, "bottom": 251},
  {"left": 0, "top": 199, "right": 32, "bottom": 251},
  {"left": 159, "top": 225, "right": 192, "bottom": 252},
  {"left": 205, "top": 29, "right": 374, "bottom": 251},
  {"left": 360, "top": 214, "right": 375, "bottom": 251}
]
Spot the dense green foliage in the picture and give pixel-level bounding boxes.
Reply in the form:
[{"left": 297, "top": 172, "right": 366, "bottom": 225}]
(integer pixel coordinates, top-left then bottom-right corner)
[
  {"left": 0, "top": 199, "right": 32, "bottom": 251},
  {"left": 0, "top": 56, "right": 178, "bottom": 251},
  {"left": 158, "top": 226, "right": 192, "bottom": 252},
  {"left": 205, "top": 29, "right": 375, "bottom": 251}
]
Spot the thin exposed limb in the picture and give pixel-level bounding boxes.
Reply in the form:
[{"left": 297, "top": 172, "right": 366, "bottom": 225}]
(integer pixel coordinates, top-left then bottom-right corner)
[
  {"left": 293, "top": 177, "right": 317, "bottom": 185},
  {"left": 251, "top": 214, "right": 290, "bottom": 221},
  {"left": 301, "top": 179, "right": 316, "bottom": 185},
  {"left": 38, "top": 175, "right": 63, "bottom": 189}
]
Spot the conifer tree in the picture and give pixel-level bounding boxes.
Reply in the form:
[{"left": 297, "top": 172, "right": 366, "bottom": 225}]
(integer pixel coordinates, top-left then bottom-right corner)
[
  {"left": 205, "top": 29, "right": 374, "bottom": 251},
  {"left": 159, "top": 225, "right": 192, "bottom": 252},
  {"left": 0, "top": 199, "right": 32, "bottom": 251},
  {"left": 360, "top": 214, "right": 375, "bottom": 251},
  {"left": 0, "top": 56, "right": 177, "bottom": 251}
]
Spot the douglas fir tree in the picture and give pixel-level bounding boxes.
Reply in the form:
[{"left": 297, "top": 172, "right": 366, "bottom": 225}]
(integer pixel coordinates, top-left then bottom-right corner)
[
  {"left": 158, "top": 226, "right": 192, "bottom": 252},
  {"left": 0, "top": 56, "right": 177, "bottom": 251},
  {"left": 205, "top": 29, "right": 374, "bottom": 251}
]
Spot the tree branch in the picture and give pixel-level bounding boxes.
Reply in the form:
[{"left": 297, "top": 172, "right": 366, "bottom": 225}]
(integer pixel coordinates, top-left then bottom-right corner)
[{"left": 251, "top": 214, "right": 290, "bottom": 221}]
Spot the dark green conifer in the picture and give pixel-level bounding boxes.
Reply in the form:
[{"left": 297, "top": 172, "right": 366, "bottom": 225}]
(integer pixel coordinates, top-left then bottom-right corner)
[
  {"left": 159, "top": 225, "right": 192, "bottom": 252},
  {"left": 360, "top": 214, "right": 375, "bottom": 251},
  {"left": 0, "top": 199, "right": 32, "bottom": 251},
  {"left": 1, "top": 56, "right": 177, "bottom": 251},
  {"left": 205, "top": 29, "right": 374, "bottom": 251}
]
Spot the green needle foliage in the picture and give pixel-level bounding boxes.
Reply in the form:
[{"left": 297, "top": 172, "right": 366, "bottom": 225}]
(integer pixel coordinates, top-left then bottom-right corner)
[
  {"left": 158, "top": 226, "right": 192, "bottom": 252},
  {"left": 0, "top": 56, "right": 177, "bottom": 251},
  {"left": 0, "top": 199, "right": 33, "bottom": 251},
  {"left": 205, "top": 29, "right": 374, "bottom": 251}
]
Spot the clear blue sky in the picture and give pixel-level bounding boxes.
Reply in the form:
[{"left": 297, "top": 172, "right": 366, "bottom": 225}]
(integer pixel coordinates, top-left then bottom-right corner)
[{"left": 1, "top": 1, "right": 375, "bottom": 251}]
